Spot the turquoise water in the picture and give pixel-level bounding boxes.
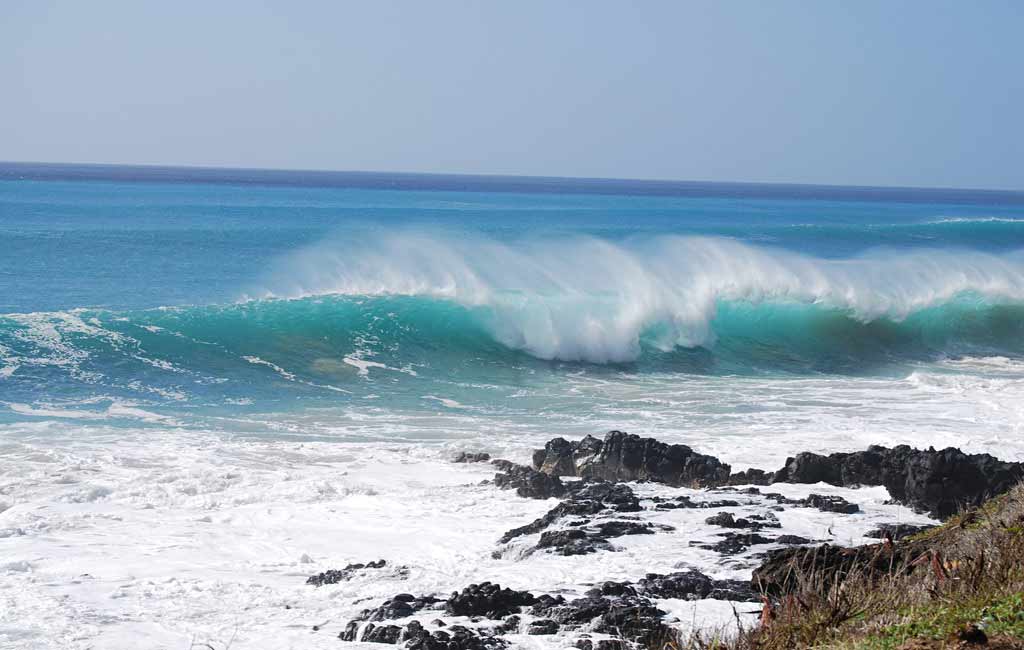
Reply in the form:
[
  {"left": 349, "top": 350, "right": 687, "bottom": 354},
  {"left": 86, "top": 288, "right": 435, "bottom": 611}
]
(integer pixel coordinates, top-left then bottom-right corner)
[{"left": 3, "top": 163, "right": 1024, "bottom": 432}]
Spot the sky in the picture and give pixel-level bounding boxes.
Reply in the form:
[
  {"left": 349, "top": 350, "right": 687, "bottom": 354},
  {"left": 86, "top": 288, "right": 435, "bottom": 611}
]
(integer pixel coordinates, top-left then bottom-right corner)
[{"left": 2, "top": 1, "right": 1022, "bottom": 190}]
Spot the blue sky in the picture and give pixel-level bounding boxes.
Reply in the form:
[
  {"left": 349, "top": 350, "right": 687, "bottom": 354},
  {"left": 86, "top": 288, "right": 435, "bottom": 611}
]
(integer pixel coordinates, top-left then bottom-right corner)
[{"left": 2, "top": 1, "right": 1022, "bottom": 189}]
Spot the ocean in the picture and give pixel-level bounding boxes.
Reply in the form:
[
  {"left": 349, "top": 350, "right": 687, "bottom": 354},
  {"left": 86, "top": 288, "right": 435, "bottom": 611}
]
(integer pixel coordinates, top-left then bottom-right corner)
[{"left": 2, "top": 162, "right": 1024, "bottom": 648}]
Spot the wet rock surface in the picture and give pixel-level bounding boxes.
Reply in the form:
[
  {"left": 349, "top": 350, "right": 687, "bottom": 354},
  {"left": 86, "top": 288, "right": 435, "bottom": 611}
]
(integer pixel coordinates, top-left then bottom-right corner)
[
  {"left": 491, "top": 460, "right": 567, "bottom": 499},
  {"left": 358, "top": 594, "right": 444, "bottom": 623},
  {"left": 532, "top": 519, "right": 673, "bottom": 556},
  {"left": 453, "top": 452, "right": 492, "bottom": 463},
  {"left": 338, "top": 569, "right": 753, "bottom": 646},
  {"left": 772, "top": 445, "right": 1024, "bottom": 519},
  {"left": 704, "top": 511, "right": 781, "bottom": 531},
  {"left": 496, "top": 478, "right": 659, "bottom": 556},
  {"left": 445, "top": 582, "right": 537, "bottom": 618},
  {"left": 633, "top": 569, "right": 758, "bottom": 601},
  {"left": 333, "top": 431, "right": 1024, "bottom": 647},
  {"left": 403, "top": 621, "right": 510, "bottom": 650},
  {"left": 306, "top": 559, "right": 389, "bottom": 586},
  {"left": 866, "top": 523, "right": 937, "bottom": 540},
  {"left": 694, "top": 531, "right": 776, "bottom": 555},
  {"left": 532, "top": 431, "right": 732, "bottom": 487},
  {"left": 803, "top": 493, "right": 861, "bottom": 514},
  {"left": 531, "top": 431, "right": 1023, "bottom": 519}
]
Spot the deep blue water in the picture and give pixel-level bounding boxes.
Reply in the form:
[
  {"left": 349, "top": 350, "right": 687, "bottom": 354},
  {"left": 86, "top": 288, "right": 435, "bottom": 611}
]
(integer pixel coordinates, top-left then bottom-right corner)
[{"left": 2, "top": 162, "right": 1024, "bottom": 427}]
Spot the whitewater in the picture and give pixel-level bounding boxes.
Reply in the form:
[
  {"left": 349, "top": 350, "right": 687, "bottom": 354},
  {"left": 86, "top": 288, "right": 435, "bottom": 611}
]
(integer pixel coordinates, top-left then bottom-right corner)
[{"left": 2, "top": 164, "right": 1024, "bottom": 649}]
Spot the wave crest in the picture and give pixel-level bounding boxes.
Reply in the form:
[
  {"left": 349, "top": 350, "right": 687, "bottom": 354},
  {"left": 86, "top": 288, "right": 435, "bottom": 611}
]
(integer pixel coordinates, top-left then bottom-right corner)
[{"left": 250, "top": 234, "right": 1024, "bottom": 363}]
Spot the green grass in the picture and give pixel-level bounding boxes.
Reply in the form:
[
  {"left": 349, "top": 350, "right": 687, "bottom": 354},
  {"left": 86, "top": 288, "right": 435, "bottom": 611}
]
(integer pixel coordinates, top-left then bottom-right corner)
[
  {"left": 673, "top": 484, "right": 1024, "bottom": 650},
  {"left": 851, "top": 592, "right": 1024, "bottom": 650}
]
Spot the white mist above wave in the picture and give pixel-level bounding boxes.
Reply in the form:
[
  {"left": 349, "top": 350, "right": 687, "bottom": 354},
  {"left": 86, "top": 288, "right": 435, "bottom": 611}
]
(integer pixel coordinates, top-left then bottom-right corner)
[{"left": 250, "top": 234, "right": 1024, "bottom": 363}]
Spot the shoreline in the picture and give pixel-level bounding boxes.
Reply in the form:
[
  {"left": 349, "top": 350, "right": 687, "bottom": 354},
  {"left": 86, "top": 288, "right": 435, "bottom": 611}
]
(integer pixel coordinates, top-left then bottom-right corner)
[{"left": 317, "top": 431, "right": 1022, "bottom": 649}]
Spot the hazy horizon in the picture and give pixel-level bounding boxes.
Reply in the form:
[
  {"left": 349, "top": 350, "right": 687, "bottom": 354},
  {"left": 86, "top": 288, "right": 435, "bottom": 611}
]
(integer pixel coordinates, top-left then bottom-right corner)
[{"left": 6, "top": 159, "right": 1024, "bottom": 195}]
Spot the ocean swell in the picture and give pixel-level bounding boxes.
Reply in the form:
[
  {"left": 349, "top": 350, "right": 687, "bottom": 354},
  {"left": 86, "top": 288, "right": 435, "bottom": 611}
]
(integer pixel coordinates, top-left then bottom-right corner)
[{"left": 248, "top": 234, "right": 1024, "bottom": 363}]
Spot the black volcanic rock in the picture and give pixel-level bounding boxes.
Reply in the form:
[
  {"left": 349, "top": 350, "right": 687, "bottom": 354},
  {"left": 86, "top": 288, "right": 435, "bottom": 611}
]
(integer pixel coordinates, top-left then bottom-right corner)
[
  {"left": 635, "top": 570, "right": 758, "bottom": 602},
  {"left": 804, "top": 494, "right": 860, "bottom": 514},
  {"left": 566, "top": 481, "right": 643, "bottom": 512},
  {"left": 531, "top": 593, "right": 671, "bottom": 646},
  {"left": 445, "top": 582, "right": 536, "bottom": 618},
  {"left": 865, "top": 523, "right": 936, "bottom": 540},
  {"left": 499, "top": 499, "right": 605, "bottom": 543},
  {"left": 498, "top": 480, "right": 644, "bottom": 546},
  {"left": 350, "top": 594, "right": 443, "bottom": 623},
  {"left": 535, "top": 529, "right": 613, "bottom": 556},
  {"left": 306, "top": 559, "right": 387, "bottom": 586},
  {"left": 492, "top": 461, "right": 567, "bottom": 499},
  {"left": 694, "top": 531, "right": 774, "bottom": 555},
  {"left": 774, "top": 534, "right": 814, "bottom": 545},
  {"left": 359, "top": 623, "right": 403, "bottom": 644},
  {"left": 402, "top": 621, "right": 509, "bottom": 650},
  {"left": 532, "top": 431, "right": 731, "bottom": 487},
  {"left": 529, "top": 432, "right": 1023, "bottom": 520},
  {"left": 454, "top": 452, "right": 492, "bottom": 463},
  {"left": 772, "top": 445, "right": 1024, "bottom": 518},
  {"left": 727, "top": 468, "right": 774, "bottom": 485},
  {"left": 703, "top": 511, "right": 779, "bottom": 531}
]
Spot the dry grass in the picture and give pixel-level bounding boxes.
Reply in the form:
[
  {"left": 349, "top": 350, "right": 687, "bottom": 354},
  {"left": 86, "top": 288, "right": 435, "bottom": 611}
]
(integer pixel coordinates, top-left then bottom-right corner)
[{"left": 660, "top": 485, "right": 1024, "bottom": 650}]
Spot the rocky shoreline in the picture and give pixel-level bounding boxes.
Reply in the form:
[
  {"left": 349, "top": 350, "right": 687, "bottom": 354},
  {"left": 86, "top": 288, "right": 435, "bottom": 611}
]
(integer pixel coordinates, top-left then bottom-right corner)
[{"left": 319, "top": 430, "right": 1023, "bottom": 649}]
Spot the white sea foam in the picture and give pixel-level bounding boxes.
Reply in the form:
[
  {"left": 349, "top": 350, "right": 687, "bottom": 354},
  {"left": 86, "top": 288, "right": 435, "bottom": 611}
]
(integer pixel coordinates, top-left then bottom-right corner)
[
  {"left": 251, "top": 234, "right": 1024, "bottom": 363},
  {"left": 0, "top": 425, "right": 935, "bottom": 650},
  {"left": 926, "top": 216, "right": 1024, "bottom": 224}
]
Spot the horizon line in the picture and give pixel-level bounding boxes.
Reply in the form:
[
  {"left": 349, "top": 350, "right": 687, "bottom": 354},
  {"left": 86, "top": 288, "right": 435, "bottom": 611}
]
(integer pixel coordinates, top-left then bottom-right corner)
[{"left": 3, "top": 159, "right": 1024, "bottom": 197}]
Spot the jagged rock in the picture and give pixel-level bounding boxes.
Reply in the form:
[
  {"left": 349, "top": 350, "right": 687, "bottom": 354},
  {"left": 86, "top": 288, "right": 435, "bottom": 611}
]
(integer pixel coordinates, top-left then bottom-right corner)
[
  {"left": 774, "top": 534, "right": 814, "bottom": 545},
  {"left": 727, "top": 468, "right": 774, "bottom": 485},
  {"left": 306, "top": 559, "right": 387, "bottom": 586},
  {"left": 535, "top": 529, "right": 613, "bottom": 556},
  {"left": 454, "top": 452, "right": 491, "bottom": 463},
  {"left": 804, "top": 494, "right": 860, "bottom": 514},
  {"left": 593, "top": 520, "right": 662, "bottom": 537},
  {"left": 339, "top": 621, "right": 360, "bottom": 641},
  {"left": 530, "top": 518, "right": 671, "bottom": 556},
  {"left": 695, "top": 531, "right": 774, "bottom": 554},
  {"left": 703, "top": 511, "right": 778, "bottom": 531},
  {"left": 587, "top": 581, "right": 637, "bottom": 598},
  {"left": 498, "top": 481, "right": 642, "bottom": 544},
  {"left": 534, "top": 594, "right": 611, "bottom": 624},
  {"left": 532, "top": 431, "right": 731, "bottom": 487},
  {"left": 763, "top": 492, "right": 802, "bottom": 506},
  {"left": 445, "top": 582, "right": 536, "bottom": 618},
  {"left": 653, "top": 495, "right": 742, "bottom": 510},
  {"left": 531, "top": 432, "right": 1023, "bottom": 520},
  {"left": 594, "top": 600, "right": 672, "bottom": 647},
  {"left": 360, "top": 623, "right": 403, "bottom": 644},
  {"left": 351, "top": 594, "right": 443, "bottom": 622},
  {"left": 492, "top": 462, "right": 566, "bottom": 499},
  {"left": 533, "top": 436, "right": 603, "bottom": 476},
  {"left": 635, "top": 569, "right": 758, "bottom": 602},
  {"left": 566, "top": 481, "right": 643, "bottom": 512},
  {"left": 499, "top": 499, "right": 605, "bottom": 543},
  {"left": 772, "top": 445, "right": 1024, "bottom": 519},
  {"left": 402, "top": 621, "right": 509, "bottom": 650},
  {"left": 865, "top": 523, "right": 936, "bottom": 540},
  {"left": 494, "top": 615, "right": 520, "bottom": 634}
]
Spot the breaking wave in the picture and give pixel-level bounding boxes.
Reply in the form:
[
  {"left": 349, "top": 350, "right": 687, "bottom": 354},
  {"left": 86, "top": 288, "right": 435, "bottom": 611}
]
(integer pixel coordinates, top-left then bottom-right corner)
[{"left": 1, "top": 235, "right": 1023, "bottom": 405}]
